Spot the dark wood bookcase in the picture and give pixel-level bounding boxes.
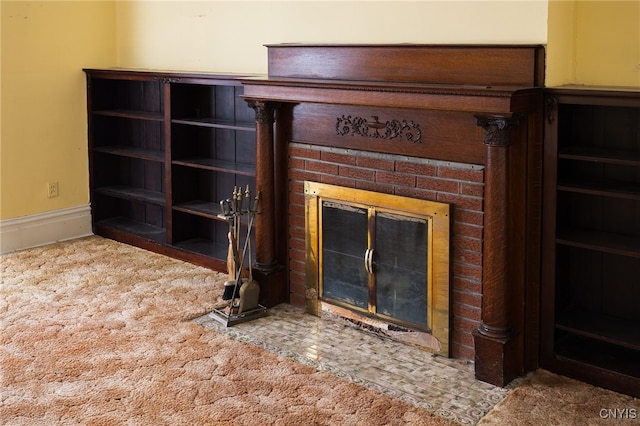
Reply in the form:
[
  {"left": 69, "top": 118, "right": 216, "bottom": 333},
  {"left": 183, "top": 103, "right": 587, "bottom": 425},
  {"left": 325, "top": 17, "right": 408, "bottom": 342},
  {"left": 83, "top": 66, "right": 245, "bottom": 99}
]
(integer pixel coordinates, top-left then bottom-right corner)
[
  {"left": 85, "top": 69, "right": 256, "bottom": 273},
  {"left": 542, "top": 87, "right": 640, "bottom": 397}
]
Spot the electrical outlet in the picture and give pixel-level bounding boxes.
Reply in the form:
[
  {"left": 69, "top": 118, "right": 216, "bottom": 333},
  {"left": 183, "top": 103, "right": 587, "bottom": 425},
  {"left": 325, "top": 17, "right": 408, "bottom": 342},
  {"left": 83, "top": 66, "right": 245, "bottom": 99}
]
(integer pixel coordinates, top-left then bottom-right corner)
[{"left": 47, "top": 182, "right": 59, "bottom": 198}]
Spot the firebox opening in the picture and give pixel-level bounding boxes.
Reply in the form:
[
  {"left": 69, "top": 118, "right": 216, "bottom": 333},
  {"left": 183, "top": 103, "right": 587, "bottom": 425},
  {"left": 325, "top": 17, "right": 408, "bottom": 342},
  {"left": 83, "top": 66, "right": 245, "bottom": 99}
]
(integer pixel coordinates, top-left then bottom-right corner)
[{"left": 305, "top": 181, "right": 451, "bottom": 356}]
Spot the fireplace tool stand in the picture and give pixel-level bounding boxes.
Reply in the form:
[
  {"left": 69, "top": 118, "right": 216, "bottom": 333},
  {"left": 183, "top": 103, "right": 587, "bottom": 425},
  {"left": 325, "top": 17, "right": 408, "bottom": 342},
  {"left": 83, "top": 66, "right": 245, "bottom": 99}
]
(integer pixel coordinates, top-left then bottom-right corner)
[{"left": 210, "top": 185, "right": 267, "bottom": 327}]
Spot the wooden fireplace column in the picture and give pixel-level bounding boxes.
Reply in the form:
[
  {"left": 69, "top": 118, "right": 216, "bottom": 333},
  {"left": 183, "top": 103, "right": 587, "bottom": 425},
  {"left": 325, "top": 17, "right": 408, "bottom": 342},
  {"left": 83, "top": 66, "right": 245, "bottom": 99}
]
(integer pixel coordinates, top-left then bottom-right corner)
[
  {"left": 242, "top": 100, "right": 288, "bottom": 307},
  {"left": 246, "top": 100, "right": 278, "bottom": 269},
  {"left": 473, "top": 114, "right": 524, "bottom": 386},
  {"left": 240, "top": 44, "right": 544, "bottom": 387}
]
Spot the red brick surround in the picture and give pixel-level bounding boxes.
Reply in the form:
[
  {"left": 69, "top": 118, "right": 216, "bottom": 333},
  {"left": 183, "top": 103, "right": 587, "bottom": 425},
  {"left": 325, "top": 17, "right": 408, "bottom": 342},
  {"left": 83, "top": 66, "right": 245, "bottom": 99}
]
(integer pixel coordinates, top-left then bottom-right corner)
[{"left": 286, "top": 142, "right": 485, "bottom": 361}]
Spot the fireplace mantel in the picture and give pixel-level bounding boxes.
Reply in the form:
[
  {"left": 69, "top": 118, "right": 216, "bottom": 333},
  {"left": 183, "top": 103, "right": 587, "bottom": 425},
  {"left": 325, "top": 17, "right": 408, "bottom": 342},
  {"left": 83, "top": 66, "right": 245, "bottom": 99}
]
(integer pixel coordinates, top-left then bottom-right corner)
[{"left": 241, "top": 44, "right": 544, "bottom": 387}]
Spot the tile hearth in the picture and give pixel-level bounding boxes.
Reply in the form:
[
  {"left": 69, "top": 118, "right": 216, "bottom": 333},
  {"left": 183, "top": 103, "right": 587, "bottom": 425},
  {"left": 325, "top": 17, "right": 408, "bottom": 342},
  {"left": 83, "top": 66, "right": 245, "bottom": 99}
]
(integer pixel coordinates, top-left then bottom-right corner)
[{"left": 196, "top": 304, "right": 520, "bottom": 425}]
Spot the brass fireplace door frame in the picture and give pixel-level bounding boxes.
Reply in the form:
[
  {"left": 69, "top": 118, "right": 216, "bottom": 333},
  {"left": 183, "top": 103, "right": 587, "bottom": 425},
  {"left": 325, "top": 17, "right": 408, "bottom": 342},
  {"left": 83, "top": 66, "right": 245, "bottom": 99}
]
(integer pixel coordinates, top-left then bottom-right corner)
[{"left": 304, "top": 181, "right": 451, "bottom": 355}]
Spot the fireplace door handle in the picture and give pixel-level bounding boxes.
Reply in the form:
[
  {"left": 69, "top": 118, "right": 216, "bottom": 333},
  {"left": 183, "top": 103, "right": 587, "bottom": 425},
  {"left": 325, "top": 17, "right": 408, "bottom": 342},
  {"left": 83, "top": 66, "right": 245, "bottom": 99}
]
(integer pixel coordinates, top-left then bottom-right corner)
[{"left": 364, "top": 248, "right": 374, "bottom": 274}]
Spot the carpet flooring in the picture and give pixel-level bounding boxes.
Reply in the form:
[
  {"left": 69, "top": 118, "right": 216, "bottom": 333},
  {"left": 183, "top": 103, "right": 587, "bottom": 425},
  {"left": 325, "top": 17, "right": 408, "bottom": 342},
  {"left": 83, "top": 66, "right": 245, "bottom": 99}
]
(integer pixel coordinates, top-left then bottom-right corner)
[
  {"left": 478, "top": 369, "right": 639, "bottom": 425},
  {"left": 1, "top": 236, "right": 638, "bottom": 425},
  {"left": 0, "top": 236, "right": 453, "bottom": 425}
]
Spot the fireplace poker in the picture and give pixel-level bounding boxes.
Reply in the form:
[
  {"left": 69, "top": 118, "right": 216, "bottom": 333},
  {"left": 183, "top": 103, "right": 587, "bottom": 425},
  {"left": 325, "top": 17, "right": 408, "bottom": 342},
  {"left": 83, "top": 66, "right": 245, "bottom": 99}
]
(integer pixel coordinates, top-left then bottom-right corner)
[
  {"left": 234, "top": 187, "right": 243, "bottom": 278},
  {"left": 237, "top": 188, "right": 261, "bottom": 313},
  {"left": 220, "top": 197, "right": 242, "bottom": 301},
  {"left": 219, "top": 199, "right": 235, "bottom": 282},
  {"left": 227, "top": 187, "right": 260, "bottom": 312},
  {"left": 233, "top": 187, "right": 259, "bottom": 285}
]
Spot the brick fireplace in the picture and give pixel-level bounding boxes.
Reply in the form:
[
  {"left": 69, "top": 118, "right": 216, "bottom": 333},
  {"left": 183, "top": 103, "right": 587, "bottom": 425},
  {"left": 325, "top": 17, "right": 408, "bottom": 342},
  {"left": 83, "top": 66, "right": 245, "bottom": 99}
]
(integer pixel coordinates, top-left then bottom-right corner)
[
  {"left": 292, "top": 145, "right": 482, "bottom": 360},
  {"left": 241, "top": 45, "right": 544, "bottom": 387}
]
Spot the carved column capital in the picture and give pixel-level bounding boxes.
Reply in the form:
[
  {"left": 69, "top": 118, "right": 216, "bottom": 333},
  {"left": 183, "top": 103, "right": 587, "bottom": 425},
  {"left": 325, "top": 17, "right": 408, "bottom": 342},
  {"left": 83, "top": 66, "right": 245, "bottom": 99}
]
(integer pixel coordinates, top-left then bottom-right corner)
[
  {"left": 475, "top": 115, "right": 520, "bottom": 147},
  {"left": 247, "top": 100, "right": 279, "bottom": 124}
]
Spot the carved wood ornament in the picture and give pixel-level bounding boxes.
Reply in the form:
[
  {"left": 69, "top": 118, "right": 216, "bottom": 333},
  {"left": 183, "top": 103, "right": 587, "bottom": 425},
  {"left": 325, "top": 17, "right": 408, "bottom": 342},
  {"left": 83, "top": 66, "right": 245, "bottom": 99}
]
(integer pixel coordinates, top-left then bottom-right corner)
[{"left": 336, "top": 115, "right": 422, "bottom": 143}]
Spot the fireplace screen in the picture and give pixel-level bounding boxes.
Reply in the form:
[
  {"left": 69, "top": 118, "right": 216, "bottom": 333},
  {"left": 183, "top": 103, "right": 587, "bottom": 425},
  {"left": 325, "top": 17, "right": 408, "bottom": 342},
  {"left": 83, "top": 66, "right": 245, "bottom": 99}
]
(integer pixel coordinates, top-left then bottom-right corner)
[
  {"left": 305, "top": 182, "right": 451, "bottom": 353},
  {"left": 322, "top": 203, "right": 429, "bottom": 329}
]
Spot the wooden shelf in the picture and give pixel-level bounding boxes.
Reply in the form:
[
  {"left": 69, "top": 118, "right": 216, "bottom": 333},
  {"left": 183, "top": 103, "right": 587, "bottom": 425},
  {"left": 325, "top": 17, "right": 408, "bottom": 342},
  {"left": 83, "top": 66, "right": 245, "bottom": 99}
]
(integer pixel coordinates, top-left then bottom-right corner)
[
  {"left": 173, "top": 202, "right": 254, "bottom": 227},
  {"left": 95, "top": 185, "right": 166, "bottom": 206},
  {"left": 95, "top": 217, "right": 166, "bottom": 244},
  {"left": 555, "top": 332, "right": 640, "bottom": 382},
  {"left": 171, "top": 158, "right": 255, "bottom": 176},
  {"left": 559, "top": 146, "right": 640, "bottom": 167},
  {"left": 542, "top": 88, "right": 640, "bottom": 397},
  {"left": 172, "top": 238, "right": 229, "bottom": 259},
  {"left": 556, "top": 307, "right": 640, "bottom": 351},
  {"left": 173, "top": 200, "right": 222, "bottom": 220},
  {"left": 85, "top": 69, "right": 257, "bottom": 280},
  {"left": 172, "top": 117, "right": 255, "bottom": 131},
  {"left": 94, "top": 109, "right": 164, "bottom": 121},
  {"left": 558, "top": 179, "right": 640, "bottom": 201},
  {"left": 556, "top": 229, "right": 640, "bottom": 258},
  {"left": 94, "top": 146, "right": 164, "bottom": 162}
]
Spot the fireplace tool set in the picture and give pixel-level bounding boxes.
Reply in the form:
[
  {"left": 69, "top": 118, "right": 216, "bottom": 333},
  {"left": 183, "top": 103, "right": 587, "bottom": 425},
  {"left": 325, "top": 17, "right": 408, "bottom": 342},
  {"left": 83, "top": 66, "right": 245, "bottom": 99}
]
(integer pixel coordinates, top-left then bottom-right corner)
[{"left": 209, "top": 185, "right": 267, "bottom": 326}]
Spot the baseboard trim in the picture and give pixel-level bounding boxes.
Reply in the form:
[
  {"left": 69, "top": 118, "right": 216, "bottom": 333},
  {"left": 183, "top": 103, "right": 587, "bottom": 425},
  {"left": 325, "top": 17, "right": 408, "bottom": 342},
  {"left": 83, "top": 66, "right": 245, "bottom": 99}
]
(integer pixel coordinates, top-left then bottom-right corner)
[{"left": 0, "top": 205, "right": 93, "bottom": 254}]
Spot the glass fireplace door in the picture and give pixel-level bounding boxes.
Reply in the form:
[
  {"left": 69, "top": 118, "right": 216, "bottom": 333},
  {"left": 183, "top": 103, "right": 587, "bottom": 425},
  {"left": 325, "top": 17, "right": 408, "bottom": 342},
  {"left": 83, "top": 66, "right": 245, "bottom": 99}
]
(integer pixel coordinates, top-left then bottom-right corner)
[
  {"left": 321, "top": 202, "right": 369, "bottom": 309},
  {"left": 320, "top": 201, "right": 430, "bottom": 331},
  {"left": 375, "top": 211, "right": 428, "bottom": 329}
]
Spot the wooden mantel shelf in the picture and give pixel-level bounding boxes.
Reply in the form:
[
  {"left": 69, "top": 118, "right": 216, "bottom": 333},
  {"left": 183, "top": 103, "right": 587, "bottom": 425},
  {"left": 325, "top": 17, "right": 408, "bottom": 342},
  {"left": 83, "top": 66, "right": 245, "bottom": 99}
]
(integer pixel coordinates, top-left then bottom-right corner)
[
  {"left": 242, "top": 77, "right": 540, "bottom": 114},
  {"left": 242, "top": 44, "right": 545, "bottom": 114}
]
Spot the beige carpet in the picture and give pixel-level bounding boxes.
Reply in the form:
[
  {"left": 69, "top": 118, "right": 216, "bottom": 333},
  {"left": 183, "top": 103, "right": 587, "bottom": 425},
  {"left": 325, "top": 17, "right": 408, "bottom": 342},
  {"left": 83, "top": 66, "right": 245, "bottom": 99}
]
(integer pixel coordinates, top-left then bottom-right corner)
[
  {"left": 479, "top": 369, "right": 639, "bottom": 425},
  {"left": 0, "top": 236, "right": 454, "bottom": 425},
  {"left": 2, "top": 236, "right": 638, "bottom": 425}
]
